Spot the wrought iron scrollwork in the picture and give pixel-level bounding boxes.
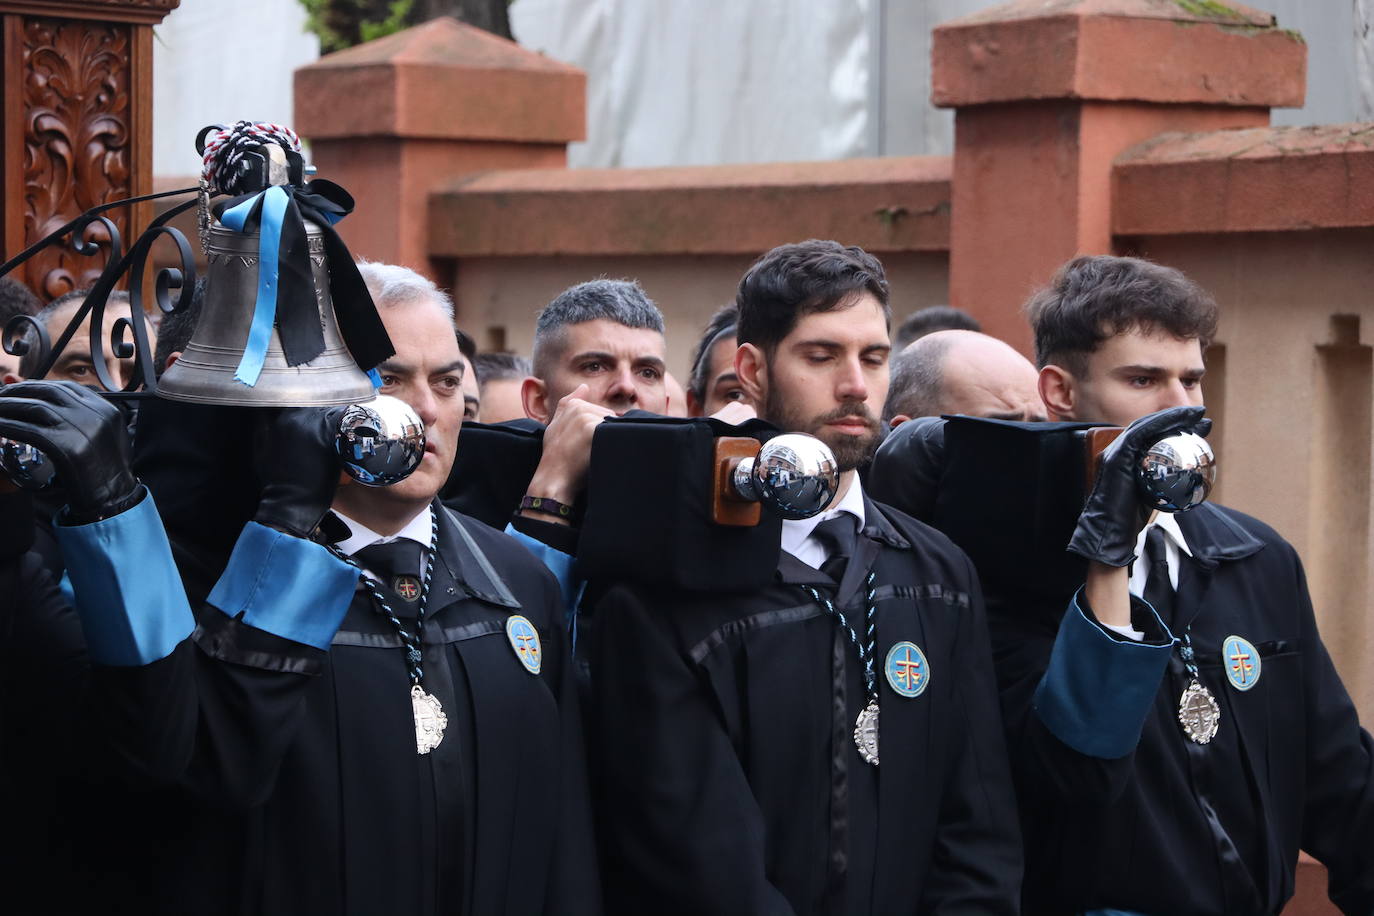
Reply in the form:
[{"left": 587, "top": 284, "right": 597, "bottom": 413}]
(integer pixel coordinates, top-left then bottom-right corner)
[{"left": 0, "top": 185, "right": 204, "bottom": 398}]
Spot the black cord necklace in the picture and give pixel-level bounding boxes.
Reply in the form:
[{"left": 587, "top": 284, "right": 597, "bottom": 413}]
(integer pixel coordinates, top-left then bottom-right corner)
[
  {"left": 802, "top": 570, "right": 880, "bottom": 765},
  {"left": 332, "top": 511, "right": 446, "bottom": 755}
]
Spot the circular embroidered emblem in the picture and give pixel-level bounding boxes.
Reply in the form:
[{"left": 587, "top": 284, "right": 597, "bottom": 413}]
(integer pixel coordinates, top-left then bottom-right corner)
[
  {"left": 392, "top": 575, "right": 421, "bottom": 601},
  {"left": 506, "top": 615, "right": 542, "bottom": 675},
  {"left": 884, "top": 641, "right": 930, "bottom": 698},
  {"left": 1222, "top": 635, "right": 1261, "bottom": 691}
]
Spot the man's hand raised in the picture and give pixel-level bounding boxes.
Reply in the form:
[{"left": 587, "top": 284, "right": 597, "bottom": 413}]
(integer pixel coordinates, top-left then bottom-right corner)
[
  {"left": 252, "top": 406, "right": 344, "bottom": 539},
  {"left": 521, "top": 384, "right": 613, "bottom": 526},
  {"left": 1070, "top": 405, "right": 1210, "bottom": 568}
]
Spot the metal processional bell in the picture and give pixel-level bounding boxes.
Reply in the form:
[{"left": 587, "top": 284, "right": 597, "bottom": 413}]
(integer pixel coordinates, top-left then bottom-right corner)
[
  {"left": 160, "top": 122, "right": 422, "bottom": 486},
  {"left": 158, "top": 136, "right": 373, "bottom": 406}
]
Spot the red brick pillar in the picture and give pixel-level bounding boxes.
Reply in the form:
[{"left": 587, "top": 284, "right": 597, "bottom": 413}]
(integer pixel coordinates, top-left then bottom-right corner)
[
  {"left": 932, "top": 0, "right": 1306, "bottom": 354},
  {"left": 293, "top": 17, "right": 585, "bottom": 275}
]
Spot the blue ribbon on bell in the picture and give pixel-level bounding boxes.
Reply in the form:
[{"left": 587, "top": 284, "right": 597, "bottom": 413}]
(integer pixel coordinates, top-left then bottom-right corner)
[
  {"left": 213, "top": 178, "right": 396, "bottom": 389},
  {"left": 220, "top": 185, "right": 290, "bottom": 387}
]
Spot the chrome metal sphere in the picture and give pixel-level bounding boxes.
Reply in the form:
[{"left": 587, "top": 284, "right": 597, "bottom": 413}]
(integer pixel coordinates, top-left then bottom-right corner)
[
  {"left": 1137, "top": 431, "right": 1216, "bottom": 513},
  {"left": 732, "top": 432, "right": 840, "bottom": 519},
  {"left": 0, "top": 438, "right": 56, "bottom": 491},
  {"left": 335, "top": 394, "right": 426, "bottom": 487}
]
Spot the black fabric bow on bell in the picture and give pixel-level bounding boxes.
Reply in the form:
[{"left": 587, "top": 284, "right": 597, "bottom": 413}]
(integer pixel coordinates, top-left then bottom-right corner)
[{"left": 212, "top": 177, "right": 394, "bottom": 387}]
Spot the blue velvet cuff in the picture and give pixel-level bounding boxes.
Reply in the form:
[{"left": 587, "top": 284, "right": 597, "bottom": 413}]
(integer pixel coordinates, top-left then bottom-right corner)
[
  {"left": 53, "top": 488, "right": 194, "bottom": 666},
  {"left": 1033, "top": 588, "right": 1176, "bottom": 759},
  {"left": 504, "top": 522, "right": 585, "bottom": 643},
  {"left": 208, "top": 522, "right": 358, "bottom": 651}
]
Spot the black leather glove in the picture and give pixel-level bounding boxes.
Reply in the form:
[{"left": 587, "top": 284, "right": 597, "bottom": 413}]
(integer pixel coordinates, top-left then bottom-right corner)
[
  {"left": 866, "top": 416, "right": 946, "bottom": 522},
  {"left": 253, "top": 407, "right": 343, "bottom": 539},
  {"left": 1068, "top": 405, "right": 1210, "bottom": 567},
  {"left": 0, "top": 381, "right": 142, "bottom": 524}
]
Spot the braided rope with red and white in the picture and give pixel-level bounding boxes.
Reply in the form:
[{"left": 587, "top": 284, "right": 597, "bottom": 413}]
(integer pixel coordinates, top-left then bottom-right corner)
[{"left": 200, "top": 121, "right": 302, "bottom": 195}]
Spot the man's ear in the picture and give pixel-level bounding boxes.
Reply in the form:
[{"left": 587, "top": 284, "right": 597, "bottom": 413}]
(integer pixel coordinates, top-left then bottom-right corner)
[
  {"left": 163, "top": 351, "right": 181, "bottom": 373},
  {"left": 736, "top": 343, "right": 767, "bottom": 408},
  {"left": 522, "top": 376, "right": 552, "bottom": 424},
  {"left": 1, "top": 372, "right": 20, "bottom": 386},
  {"left": 888, "top": 414, "right": 910, "bottom": 429},
  {"left": 1038, "top": 364, "right": 1076, "bottom": 421}
]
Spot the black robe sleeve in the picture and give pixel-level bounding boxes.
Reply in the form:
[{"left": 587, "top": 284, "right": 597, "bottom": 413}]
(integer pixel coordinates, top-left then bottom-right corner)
[
  {"left": 593, "top": 582, "right": 798, "bottom": 915},
  {"left": 919, "top": 555, "right": 1024, "bottom": 913}
]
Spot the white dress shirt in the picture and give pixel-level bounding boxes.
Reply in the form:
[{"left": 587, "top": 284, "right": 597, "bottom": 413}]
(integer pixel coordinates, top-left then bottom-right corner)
[
  {"left": 331, "top": 504, "right": 435, "bottom": 581},
  {"left": 1102, "top": 511, "right": 1193, "bottom": 641},
  {"left": 780, "top": 475, "right": 868, "bottom": 570}
]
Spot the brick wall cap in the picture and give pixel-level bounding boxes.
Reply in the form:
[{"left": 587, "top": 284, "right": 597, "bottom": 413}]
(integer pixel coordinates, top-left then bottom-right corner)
[
  {"left": 294, "top": 17, "right": 585, "bottom": 142},
  {"left": 428, "top": 156, "right": 952, "bottom": 257},
  {"left": 438, "top": 156, "right": 951, "bottom": 194},
  {"left": 932, "top": 0, "right": 1304, "bottom": 109},
  {"left": 1118, "top": 122, "right": 1374, "bottom": 164},
  {"left": 944, "top": 0, "right": 1274, "bottom": 29},
  {"left": 1112, "top": 122, "right": 1374, "bottom": 235}
]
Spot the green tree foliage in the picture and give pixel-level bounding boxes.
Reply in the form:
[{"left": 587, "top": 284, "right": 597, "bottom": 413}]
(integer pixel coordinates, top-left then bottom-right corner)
[{"left": 299, "top": 0, "right": 512, "bottom": 53}]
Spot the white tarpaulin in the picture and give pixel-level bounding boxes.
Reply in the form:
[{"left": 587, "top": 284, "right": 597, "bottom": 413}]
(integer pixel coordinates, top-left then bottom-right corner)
[
  {"left": 510, "top": 0, "right": 873, "bottom": 167},
  {"left": 510, "top": 0, "right": 1374, "bottom": 170},
  {"left": 150, "top": 0, "right": 1374, "bottom": 179},
  {"left": 153, "top": 0, "right": 319, "bottom": 179}
]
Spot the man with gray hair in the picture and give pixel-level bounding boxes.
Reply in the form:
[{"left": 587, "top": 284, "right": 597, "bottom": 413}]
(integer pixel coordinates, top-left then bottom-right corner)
[
  {"left": 83, "top": 258, "right": 600, "bottom": 914},
  {"left": 522, "top": 278, "right": 668, "bottom": 422},
  {"left": 882, "top": 329, "right": 1045, "bottom": 427},
  {"left": 515, "top": 279, "right": 668, "bottom": 532}
]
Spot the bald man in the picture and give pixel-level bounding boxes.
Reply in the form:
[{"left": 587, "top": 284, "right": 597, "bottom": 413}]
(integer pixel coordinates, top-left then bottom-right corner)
[{"left": 882, "top": 329, "right": 1045, "bottom": 427}]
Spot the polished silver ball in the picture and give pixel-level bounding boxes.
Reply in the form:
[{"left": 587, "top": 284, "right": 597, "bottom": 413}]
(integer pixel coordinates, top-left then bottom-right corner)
[
  {"left": 335, "top": 394, "right": 426, "bottom": 487},
  {"left": 732, "top": 432, "right": 840, "bottom": 519},
  {"left": 1137, "top": 431, "right": 1216, "bottom": 513},
  {"left": 0, "top": 438, "right": 56, "bottom": 491}
]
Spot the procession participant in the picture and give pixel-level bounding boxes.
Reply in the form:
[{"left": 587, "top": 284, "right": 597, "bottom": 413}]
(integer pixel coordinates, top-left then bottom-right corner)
[
  {"left": 455, "top": 324, "right": 481, "bottom": 421},
  {"left": 472, "top": 351, "right": 531, "bottom": 424},
  {"left": 8, "top": 289, "right": 156, "bottom": 390},
  {"left": 685, "top": 303, "right": 749, "bottom": 417},
  {"left": 0, "top": 451, "right": 87, "bottom": 913},
  {"left": 0, "top": 276, "right": 41, "bottom": 381},
  {"left": 891, "top": 303, "right": 980, "bottom": 351},
  {"left": 37, "top": 265, "right": 599, "bottom": 916},
  {"left": 0, "top": 380, "right": 190, "bottom": 913},
  {"left": 882, "top": 329, "right": 1044, "bottom": 427},
  {"left": 1011, "top": 255, "right": 1374, "bottom": 914},
  {"left": 501, "top": 280, "right": 669, "bottom": 627},
  {"left": 516, "top": 279, "right": 667, "bottom": 530},
  {"left": 591, "top": 239, "right": 1022, "bottom": 914}
]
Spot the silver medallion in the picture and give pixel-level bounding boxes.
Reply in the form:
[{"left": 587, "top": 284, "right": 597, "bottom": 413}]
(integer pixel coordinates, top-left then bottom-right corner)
[
  {"left": 1178, "top": 679, "right": 1220, "bottom": 744},
  {"left": 853, "top": 700, "right": 880, "bottom": 766},
  {"left": 412, "top": 684, "right": 448, "bottom": 755}
]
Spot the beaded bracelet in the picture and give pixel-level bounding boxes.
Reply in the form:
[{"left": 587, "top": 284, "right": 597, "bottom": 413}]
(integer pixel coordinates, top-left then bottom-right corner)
[{"left": 520, "top": 495, "right": 577, "bottom": 521}]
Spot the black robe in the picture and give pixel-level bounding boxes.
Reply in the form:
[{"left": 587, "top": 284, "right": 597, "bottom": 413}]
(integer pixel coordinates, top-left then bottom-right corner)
[
  {"left": 590, "top": 495, "right": 1022, "bottom": 915},
  {"left": 0, "top": 491, "right": 90, "bottom": 915},
  {"left": 994, "top": 503, "right": 1374, "bottom": 915},
  {"left": 95, "top": 503, "right": 600, "bottom": 916}
]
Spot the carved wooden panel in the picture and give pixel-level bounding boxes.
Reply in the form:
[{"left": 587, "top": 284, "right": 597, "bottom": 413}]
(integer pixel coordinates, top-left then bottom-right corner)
[{"left": 22, "top": 16, "right": 131, "bottom": 299}]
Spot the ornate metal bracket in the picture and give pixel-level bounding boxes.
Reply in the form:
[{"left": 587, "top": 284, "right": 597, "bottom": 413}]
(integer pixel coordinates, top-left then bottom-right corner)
[{"left": 1, "top": 185, "right": 204, "bottom": 399}]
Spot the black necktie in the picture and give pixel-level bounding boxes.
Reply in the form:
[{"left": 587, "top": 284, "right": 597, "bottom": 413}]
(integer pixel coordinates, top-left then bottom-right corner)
[
  {"left": 813, "top": 514, "right": 858, "bottom": 584},
  {"left": 1141, "top": 526, "right": 1175, "bottom": 624},
  {"left": 356, "top": 539, "right": 426, "bottom": 612}
]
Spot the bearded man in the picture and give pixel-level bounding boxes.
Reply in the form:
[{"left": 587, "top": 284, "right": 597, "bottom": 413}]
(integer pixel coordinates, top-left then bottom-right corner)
[{"left": 590, "top": 240, "right": 1021, "bottom": 914}]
